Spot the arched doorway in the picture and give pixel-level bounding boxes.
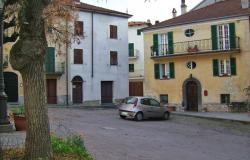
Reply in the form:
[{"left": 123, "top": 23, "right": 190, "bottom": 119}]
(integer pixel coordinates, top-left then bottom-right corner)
[
  {"left": 4, "top": 72, "right": 18, "bottom": 102},
  {"left": 183, "top": 76, "right": 202, "bottom": 111},
  {"left": 72, "top": 76, "right": 83, "bottom": 104}
]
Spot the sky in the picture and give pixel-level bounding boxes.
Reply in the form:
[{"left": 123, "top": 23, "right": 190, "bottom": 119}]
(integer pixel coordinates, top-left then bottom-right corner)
[{"left": 81, "top": 0, "right": 203, "bottom": 22}]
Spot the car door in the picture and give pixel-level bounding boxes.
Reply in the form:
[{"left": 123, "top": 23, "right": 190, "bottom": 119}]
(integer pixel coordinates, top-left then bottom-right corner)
[
  {"left": 140, "top": 98, "right": 153, "bottom": 118},
  {"left": 149, "top": 99, "right": 164, "bottom": 118}
]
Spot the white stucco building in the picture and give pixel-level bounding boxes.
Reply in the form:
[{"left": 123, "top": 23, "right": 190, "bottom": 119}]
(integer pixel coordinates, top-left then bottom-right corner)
[
  {"left": 68, "top": 3, "right": 132, "bottom": 105},
  {"left": 128, "top": 22, "right": 151, "bottom": 96}
]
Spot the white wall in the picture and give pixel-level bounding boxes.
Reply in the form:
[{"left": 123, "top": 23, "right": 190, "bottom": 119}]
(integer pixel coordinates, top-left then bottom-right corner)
[{"left": 69, "top": 11, "right": 129, "bottom": 103}]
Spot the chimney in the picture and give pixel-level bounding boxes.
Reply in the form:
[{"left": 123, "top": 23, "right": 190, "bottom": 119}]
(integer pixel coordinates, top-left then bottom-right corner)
[
  {"left": 241, "top": 0, "right": 249, "bottom": 9},
  {"left": 181, "top": 0, "right": 187, "bottom": 15},
  {"left": 155, "top": 20, "right": 160, "bottom": 25},
  {"left": 172, "top": 8, "right": 177, "bottom": 18}
]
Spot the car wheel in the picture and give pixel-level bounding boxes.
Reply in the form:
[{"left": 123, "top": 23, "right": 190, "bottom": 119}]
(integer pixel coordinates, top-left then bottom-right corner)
[
  {"left": 163, "top": 112, "right": 170, "bottom": 120},
  {"left": 120, "top": 115, "right": 126, "bottom": 119},
  {"left": 135, "top": 112, "right": 143, "bottom": 121}
]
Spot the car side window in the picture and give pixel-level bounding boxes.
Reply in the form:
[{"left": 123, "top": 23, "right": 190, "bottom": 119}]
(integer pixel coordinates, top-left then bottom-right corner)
[
  {"left": 141, "top": 98, "right": 150, "bottom": 106},
  {"left": 150, "top": 99, "right": 160, "bottom": 107}
]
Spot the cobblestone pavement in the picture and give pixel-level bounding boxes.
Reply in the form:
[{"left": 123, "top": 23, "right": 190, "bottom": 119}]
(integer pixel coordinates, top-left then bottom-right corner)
[{"left": 48, "top": 108, "right": 250, "bottom": 160}]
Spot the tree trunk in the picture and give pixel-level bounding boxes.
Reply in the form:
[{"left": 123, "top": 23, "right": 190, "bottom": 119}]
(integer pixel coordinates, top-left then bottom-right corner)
[{"left": 9, "top": 0, "right": 52, "bottom": 159}]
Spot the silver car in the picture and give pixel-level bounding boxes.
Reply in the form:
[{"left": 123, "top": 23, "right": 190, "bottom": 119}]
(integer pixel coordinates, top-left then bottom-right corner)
[{"left": 118, "top": 97, "right": 170, "bottom": 121}]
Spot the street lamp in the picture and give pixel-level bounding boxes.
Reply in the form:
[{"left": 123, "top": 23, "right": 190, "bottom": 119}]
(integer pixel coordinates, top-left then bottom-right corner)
[{"left": 0, "top": 0, "right": 12, "bottom": 132}]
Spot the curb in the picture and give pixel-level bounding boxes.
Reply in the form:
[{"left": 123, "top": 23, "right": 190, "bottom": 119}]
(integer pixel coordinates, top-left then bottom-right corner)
[{"left": 172, "top": 112, "right": 250, "bottom": 124}]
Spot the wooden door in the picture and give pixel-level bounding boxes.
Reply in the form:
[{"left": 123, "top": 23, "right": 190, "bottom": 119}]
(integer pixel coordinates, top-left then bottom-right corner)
[
  {"left": 186, "top": 81, "right": 198, "bottom": 111},
  {"left": 4, "top": 72, "right": 18, "bottom": 102},
  {"left": 73, "top": 82, "right": 83, "bottom": 104},
  {"left": 101, "top": 81, "right": 113, "bottom": 103},
  {"left": 129, "top": 82, "right": 143, "bottom": 96},
  {"left": 46, "top": 79, "right": 57, "bottom": 104}
]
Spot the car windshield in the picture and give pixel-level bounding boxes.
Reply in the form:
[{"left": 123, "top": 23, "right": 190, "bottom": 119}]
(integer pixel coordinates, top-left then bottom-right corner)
[{"left": 124, "top": 97, "right": 138, "bottom": 104}]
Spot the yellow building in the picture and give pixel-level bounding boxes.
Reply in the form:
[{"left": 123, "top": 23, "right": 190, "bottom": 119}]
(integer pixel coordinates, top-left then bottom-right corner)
[{"left": 143, "top": 0, "right": 250, "bottom": 112}]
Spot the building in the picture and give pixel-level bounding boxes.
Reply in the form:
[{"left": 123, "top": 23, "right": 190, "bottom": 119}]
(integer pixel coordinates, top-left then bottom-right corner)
[
  {"left": 143, "top": 0, "right": 250, "bottom": 112},
  {"left": 3, "top": 2, "right": 131, "bottom": 106},
  {"left": 128, "top": 21, "right": 151, "bottom": 96},
  {"left": 68, "top": 2, "right": 131, "bottom": 105}
]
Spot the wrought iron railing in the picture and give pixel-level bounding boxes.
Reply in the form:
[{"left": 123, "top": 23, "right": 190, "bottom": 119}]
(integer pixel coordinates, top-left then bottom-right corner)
[{"left": 151, "top": 37, "right": 240, "bottom": 57}]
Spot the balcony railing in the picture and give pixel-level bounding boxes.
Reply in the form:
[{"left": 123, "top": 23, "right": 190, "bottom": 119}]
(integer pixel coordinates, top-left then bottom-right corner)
[
  {"left": 46, "top": 62, "right": 65, "bottom": 76},
  {"left": 151, "top": 37, "right": 240, "bottom": 58}
]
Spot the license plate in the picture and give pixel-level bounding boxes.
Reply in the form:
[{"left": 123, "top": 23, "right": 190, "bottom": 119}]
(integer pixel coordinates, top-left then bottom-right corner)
[{"left": 121, "top": 112, "right": 128, "bottom": 116}]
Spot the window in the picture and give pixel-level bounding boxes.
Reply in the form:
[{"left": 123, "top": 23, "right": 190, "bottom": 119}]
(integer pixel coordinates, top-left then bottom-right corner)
[
  {"left": 186, "top": 61, "right": 196, "bottom": 69},
  {"left": 185, "top": 29, "right": 195, "bottom": 37},
  {"left": 221, "top": 94, "right": 230, "bottom": 104},
  {"left": 150, "top": 99, "right": 160, "bottom": 107},
  {"left": 110, "top": 25, "right": 117, "bottom": 39},
  {"left": 217, "top": 24, "right": 230, "bottom": 50},
  {"left": 141, "top": 98, "right": 150, "bottom": 105},
  {"left": 129, "top": 64, "right": 134, "bottom": 72},
  {"left": 129, "top": 43, "right": 134, "bottom": 57},
  {"left": 219, "top": 59, "right": 231, "bottom": 76},
  {"left": 110, "top": 51, "right": 118, "bottom": 65},
  {"left": 158, "top": 33, "right": 168, "bottom": 55},
  {"left": 160, "top": 94, "right": 168, "bottom": 104},
  {"left": 74, "top": 49, "right": 83, "bottom": 64},
  {"left": 75, "top": 21, "right": 84, "bottom": 36},
  {"left": 213, "top": 58, "right": 236, "bottom": 76},
  {"left": 137, "top": 29, "right": 141, "bottom": 35},
  {"left": 154, "top": 62, "right": 175, "bottom": 79}
]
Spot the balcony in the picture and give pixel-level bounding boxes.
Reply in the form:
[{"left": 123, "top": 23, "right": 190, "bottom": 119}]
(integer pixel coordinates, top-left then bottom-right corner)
[
  {"left": 129, "top": 50, "right": 138, "bottom": 59},
  {"left": 45, "top": 62, "right": 65, "bottom": 76},
  {"left": 151, "top": 37, "right": 240, "bottom": 59}
]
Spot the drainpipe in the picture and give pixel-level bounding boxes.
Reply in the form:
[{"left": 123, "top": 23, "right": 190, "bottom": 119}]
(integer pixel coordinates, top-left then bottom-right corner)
[
  {"left": 65, "top": 18, "right": 69, "bottom": 106},
  {"left": 91, "top": 12, "right": 94, "bottom": 78}
]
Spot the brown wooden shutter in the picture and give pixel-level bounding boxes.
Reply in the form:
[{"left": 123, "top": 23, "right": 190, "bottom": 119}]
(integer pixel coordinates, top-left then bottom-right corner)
[
  {"left": 74, "top": 49, "right": 83, "bottom": 64},
  {"left": 75, "top": 21, "right": 83, "bottom": 36},
  {"left": 110, "top": 25, "right": 117, "bottom": 39},
  {"left": 110, "top": 51, "right": 118, "bottom": 65}
]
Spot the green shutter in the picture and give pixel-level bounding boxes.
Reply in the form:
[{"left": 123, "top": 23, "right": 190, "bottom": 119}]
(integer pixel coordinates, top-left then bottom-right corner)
[
  {"left": 154, "top": 64, "right": 160, "bottom": 79},
  {"left": 129, "top": 64, "right": 134, "bottom": 72},
  {"left": 153, "top": 34, "right": 159, "bottom": 55},
  {"left": 169, "top": 62, "right": 175, "bottom": 78},
  {"left": 129, "top": 43, "right": 134, "bottom": 57},
  {"left": 213, "top": 59, "right": 219, "bottom": 76},
  {"left": 229, "top": 23, "right": 236, "bottom": 49},
  {"left": 45, "top": 47, "right": 55, "bottom": 73},
  {"left": 168, "top": 32, "right": 174, "bottom": 54},
  {"left": 230, "top": 57, "right": 236, "bottom": 75},
  {"left": 211, "top": 25, "right": 218, "bottom": 50}
]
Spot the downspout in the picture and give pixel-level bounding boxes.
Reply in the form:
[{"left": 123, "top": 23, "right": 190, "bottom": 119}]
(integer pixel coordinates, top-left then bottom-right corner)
[
  {"left": 91, "top": 12, "right": 94, "bottom": 78},
  {"left": 65, "top": 18, "right": 69, "bottom": 106}
]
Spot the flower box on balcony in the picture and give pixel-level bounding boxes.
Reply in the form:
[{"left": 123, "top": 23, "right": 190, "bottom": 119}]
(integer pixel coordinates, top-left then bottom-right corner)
[{"left": 187, "top": 45, "right": 199, "bottom": 53}]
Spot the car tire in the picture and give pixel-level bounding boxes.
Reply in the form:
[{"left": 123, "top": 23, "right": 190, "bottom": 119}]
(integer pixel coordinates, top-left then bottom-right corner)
[
  {"left": 135, "top": 112, "right": 143, "bottom": 121},
  {"left": 120, "top": 115, "right": 126, "bottom": 119},
  {"left": 163, "top": 112, "right": 170, "bottom": 120}
]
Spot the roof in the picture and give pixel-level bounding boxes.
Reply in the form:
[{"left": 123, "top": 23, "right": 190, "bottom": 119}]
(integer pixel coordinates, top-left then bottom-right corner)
[
  {"left": 144, "top": 0, "right": 250, "bottom": 31},
  {"left": 128, "top": 21, "right": 151, "bottom": 27},
  {"left": 75, "top": 2, "right": 132, "bottom": 18}
]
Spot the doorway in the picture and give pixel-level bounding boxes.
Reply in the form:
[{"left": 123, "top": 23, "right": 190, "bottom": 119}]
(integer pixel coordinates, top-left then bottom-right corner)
[{"left": 72, "top": 76, "right": 83, "bottom": 104}]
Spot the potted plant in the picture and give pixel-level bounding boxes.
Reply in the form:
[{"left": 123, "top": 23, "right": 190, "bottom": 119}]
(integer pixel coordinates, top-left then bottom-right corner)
[
  {"left": 11, "top": 106, "right": 27, "bottom": 131},
  {"left": 243, "top": 86, "right": 250, "bottom": 116}
]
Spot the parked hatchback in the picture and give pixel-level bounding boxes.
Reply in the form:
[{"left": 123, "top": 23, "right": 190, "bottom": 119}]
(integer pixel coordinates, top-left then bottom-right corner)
[{"left": 118, "top": 97, "right": 170, "bottom": 121}]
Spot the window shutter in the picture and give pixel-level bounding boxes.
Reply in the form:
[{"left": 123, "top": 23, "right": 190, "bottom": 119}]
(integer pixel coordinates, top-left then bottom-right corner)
[
  {"left": 45, "top": 47, "right": 55, "bottom": 73},
  {"left": 154, "top": 64, "right": 160, "bottom": 79},
  {"left": 211, "top": 25, "right": 218, "bottom": 50},
  {"left": 169, "top": 62, "right": 175, "bottom": 78},
  {"left": 168, "top": 32, "right": 174, "bottom": 54},
  {"left": 213, "top": 59, "right": 219, "bottom": 76},
  {"left": 229, "top": 23, "right": 236, "bottom": 49},
  {"left": 129, "top": 43, "right": 134, "bottom": 57},
  {"left": 74, "top": 49, "right": 83, "bottom": 64},
  {"left": 153, "top": 34, "right": 159, "bottom": 55},
  {"left": 230, "top": 57, "right": 236, "bottom": 75}
]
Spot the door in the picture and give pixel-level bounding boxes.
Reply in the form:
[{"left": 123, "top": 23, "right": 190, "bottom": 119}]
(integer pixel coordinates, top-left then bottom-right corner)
[
  {"left": 46, "top": 79, "right": 57, "bottom": 104},
  {"left": 4, "top": 72, "right": 18, "bottom": 102},
  {"left": 129, "top": 82, "right": 143, "bottom": 96},
  {"left": 101, "top": 81, "right": 113, "bottom": 103},
  {"left": 73, "top": 82, "right": 83, "bottom": 104},
  {"left": 217, "top": 24, "right": 230, "bottom": 50},
  {"left": 186, "top": 81, "right": 198, "bottom": 111}
]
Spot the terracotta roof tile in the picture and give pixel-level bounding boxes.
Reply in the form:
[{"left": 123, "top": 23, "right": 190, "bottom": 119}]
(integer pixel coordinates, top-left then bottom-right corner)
[
  {"left": 144, "top": 0, "right": 250, "bottom": 31},
  {"left": 76, "top": 2, "right": 132, "bottom": 18}
]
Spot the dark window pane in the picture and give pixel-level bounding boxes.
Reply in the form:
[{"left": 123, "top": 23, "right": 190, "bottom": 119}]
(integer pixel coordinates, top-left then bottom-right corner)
[
  {"left": 129, "top": 64, "right": 134, "bottom": 72},
  {"left": 74, "top": 49, "right": 83, "bottom": 64},
  {"left": 110, "top": 51, "right": 118, "bottom": 65},
  {"left": 137, "top": 29, "right": 141, "bottom": 35},
  {"left": 160, "top": 94, "right": 168, "bottom": 104},
  {"left": 220, "top": 94, "right": 230, "bottom": 104}
]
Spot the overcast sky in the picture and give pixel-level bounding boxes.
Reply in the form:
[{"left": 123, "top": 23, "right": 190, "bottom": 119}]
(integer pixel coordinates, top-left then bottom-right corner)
[{"left": 82, "top": 0, "right": 203, "bottom": 22}]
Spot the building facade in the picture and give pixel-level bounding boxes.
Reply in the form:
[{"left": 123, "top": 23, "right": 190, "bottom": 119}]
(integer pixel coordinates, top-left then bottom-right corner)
[
  {"left": 143, "top": 0, "right": 250, "bottom": 112},
  {"left": 128, "top": 22, "right": 151, "bottom": 96}
]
